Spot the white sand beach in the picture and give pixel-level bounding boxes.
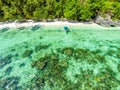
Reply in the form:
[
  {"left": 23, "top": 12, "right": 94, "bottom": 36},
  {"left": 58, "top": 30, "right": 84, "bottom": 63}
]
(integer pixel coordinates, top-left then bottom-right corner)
[
  {"left": 0, "top": 21, "right": 100, "bottom": 28},
  {"left": 0, "top": 20, "right": 120, "bottom": 30}
]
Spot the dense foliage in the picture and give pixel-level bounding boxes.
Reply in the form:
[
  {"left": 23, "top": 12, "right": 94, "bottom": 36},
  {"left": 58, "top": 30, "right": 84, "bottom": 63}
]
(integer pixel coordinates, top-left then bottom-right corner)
[{"left": 0, "top": 0, "right": 120, "bottom": 21}]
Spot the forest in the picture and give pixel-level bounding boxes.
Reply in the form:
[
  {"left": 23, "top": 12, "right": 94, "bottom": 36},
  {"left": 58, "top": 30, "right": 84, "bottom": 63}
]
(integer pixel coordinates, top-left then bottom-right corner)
[{"left": 0, "top": 0, "right": 120, "bottom": 21}]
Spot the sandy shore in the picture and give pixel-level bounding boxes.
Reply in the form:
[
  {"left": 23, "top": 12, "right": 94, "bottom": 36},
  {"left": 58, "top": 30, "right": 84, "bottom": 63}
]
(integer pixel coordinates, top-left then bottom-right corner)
[
  {"left": 0, "top": 21, "right": 101, "bottom": 28},
  {"left": 0, "top": 21, "right": 120, "bottom": 30}
]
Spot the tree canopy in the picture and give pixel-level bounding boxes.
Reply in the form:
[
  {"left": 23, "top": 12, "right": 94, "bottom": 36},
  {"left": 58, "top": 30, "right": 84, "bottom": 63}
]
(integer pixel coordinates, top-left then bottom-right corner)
[{"left": 0, "top": 0, "right": 120, "bottom": 21}]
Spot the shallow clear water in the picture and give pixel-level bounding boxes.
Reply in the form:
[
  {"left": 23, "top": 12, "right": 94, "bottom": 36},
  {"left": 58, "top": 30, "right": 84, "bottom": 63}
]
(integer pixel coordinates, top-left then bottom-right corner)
[{"left": 0, "top": 26, "right": 120, "bottom": 90}]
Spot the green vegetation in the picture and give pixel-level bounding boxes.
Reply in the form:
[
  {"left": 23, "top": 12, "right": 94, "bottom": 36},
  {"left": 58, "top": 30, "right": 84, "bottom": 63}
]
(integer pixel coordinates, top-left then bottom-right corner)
[{"left": 0, "top": 0, "right": 120, "bottom": 21}]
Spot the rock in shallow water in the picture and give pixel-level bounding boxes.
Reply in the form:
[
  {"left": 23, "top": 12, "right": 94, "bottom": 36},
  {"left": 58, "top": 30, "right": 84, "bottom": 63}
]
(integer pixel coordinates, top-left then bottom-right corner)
[
  {"left": 95, "top": 15, "right": 120, "bottom": 27},
  {"left": 5, "top": 66, "right": 13, "bottom": 75},
  {"left": 32, "top": 59, "right": 47, "bottom": 70},
  {"left": 0, "top": 27, "right": 9, "bottom": 33},
  {"left": 30, "top": 76, "right": 45, "bottom": 90},
  {"left": 62, "top": 47, "right": 74, "bottom": 56},
  {"left": 0, "top": 54, "right": 13, "bottom": 68},
  {"left": 22, "top": 49, "right": 33, "bottom": 58},
  {"left": 11, "top": 48, "right": 16, "bottom": 52},
  {"left": 30, "top": 25, "right": 41, "bottom": 31},
  {"left": 19, "top": 63, "right": 25, "bottom": 68},
  {"left": 0, "top": 76, "right": 21, "bottom": 90},
  {"left": 35, "top": 44, "right": 50, "bottom": 52}
]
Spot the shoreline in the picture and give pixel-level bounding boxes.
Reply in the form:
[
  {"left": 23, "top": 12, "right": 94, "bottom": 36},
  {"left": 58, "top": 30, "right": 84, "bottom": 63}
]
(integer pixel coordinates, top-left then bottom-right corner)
[{"left": 0, "top": 20, "right": 120, "bottom": 30}]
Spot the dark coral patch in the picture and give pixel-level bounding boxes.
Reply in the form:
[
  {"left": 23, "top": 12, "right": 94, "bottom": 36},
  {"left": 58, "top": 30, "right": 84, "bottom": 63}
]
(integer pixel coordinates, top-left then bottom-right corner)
[
  {"left": 32, "top": 60, "right": 47, "bottom": 70},
  {"left": 62, "top": 47, "right": 74, "bottom": 56},
  {"left": 30, "top": 47, "right": 114, "bottom": 89},
  {"left": 0, "top": 54, "right": 13, "bottom": 68},
  {"left": 35, "top": 44, "right": 50, "bottom": 52},
  {"left": 0, "top": 76, "right": 21, "bottom": 90},
  {"left": 11, "top": 48, "right": 16, "bottom": 52},
  {"left": 22, "top": 49, "right": 33, "bottom": 58},
  {"left": 5, "top": 66, "right": 13, "bottom": 75},
  {"left": 19, "top": 63, "right": 25, "bottom": 68},
  {"left": 31, "top": 54, "right": 50, "bottom": 70},
  {"left": 30, "top": 75, "right": 45, "bottom": 89}
]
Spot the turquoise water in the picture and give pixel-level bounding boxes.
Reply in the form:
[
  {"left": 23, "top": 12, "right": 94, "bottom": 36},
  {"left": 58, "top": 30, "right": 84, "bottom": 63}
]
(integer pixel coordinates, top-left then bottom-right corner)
[{"left": 0, "top": 26, "right": 120, "bottom": 90}]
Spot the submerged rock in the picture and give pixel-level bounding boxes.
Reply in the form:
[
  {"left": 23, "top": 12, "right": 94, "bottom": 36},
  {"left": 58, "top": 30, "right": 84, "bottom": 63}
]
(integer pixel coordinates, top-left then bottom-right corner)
[
  {"left": 74, "top": 48, "right": 90, "bottom": 56},
  {"left": 0, "top": 54, "right": 13, "bottom": 68},
  {"left": 0, "top": 27, "right": 9, "bottom": 33},
  {"left": 117, "top": 53, "right": 120, "bottom": 59},
  {"left": 49, "top": 54, "right": 59, "bottom": 67},
  {"left": 31, "top": 54, "right": 50, "bottom": 70},
  {"left": 22, "top": 49, "right": 33, "bottom": 58},
  {"left": 39, "top": 36, "right": 43, "bottom": 39},
  {"left": 10, "top": 48, "right": 16, "bottom": 52},
  {"left": 5, "top": 66, "right": 13, "bottom": 75},
  {"left": 51, "top": 54, "right": 59, "bottom": 60},
  {"left": 58, "top": 61, "right": 68, "bottom": 69},
  {"left": 0, "top": 76, "right": 21, "bottom": 90},
  {"left": 19, "top": 63, "right": 25, "bottom": 68},
  {"left": 30, "top": 75, "right": 45, "bottom": 90},
  {"left": 35, "top": 44, "right": 50, "bottom": 52},
  {"left": 62, "top": 47, "right": 74, "bottom": 56},
  {"left": 30, "top": 25, "right": 41, "bottom": 31},
  {"left": 118, "top": 64, "right": 120, "bottom": 72},
  {"left": 32, "top": 60, "right": 47, "bottom": 70},
  {"left": 14, "top": 53, "right": 19, "bottom": 57},
  {"left": 17, "top": 26, "right": 25, "bottom": 30}
]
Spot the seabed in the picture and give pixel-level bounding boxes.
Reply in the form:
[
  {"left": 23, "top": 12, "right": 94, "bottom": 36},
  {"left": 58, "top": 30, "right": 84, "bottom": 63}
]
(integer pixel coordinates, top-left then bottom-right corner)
[{"left": 0, "top": 25, "right": 120, "bottom": 90}]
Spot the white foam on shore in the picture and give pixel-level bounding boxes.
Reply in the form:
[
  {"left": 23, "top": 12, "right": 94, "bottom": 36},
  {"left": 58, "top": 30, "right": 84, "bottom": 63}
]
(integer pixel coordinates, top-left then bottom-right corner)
[
  {"left": 0, "top": 21, "right": 120, "bottom": 30},
  {"left": 0, "top": 21, "right": 101, "bottom": 28}
]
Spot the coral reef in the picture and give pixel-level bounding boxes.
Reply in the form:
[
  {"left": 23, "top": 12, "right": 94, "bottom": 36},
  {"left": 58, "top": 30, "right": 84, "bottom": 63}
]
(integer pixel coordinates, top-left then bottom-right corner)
[
  {"left": 30, "top": 47, "right": 120, "bottom": 90},
  {"left": 31, "top": 52, "right": 69, "bottom": 89}
]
